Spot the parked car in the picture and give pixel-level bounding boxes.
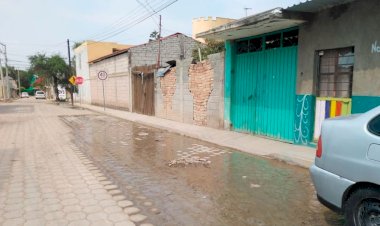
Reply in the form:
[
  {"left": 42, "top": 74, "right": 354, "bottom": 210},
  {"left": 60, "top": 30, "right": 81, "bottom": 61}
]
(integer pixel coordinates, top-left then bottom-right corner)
[
  {"left": 35, "top": 91, "right": 46, "bottom": 99},
  {"left": 21, "top": 92, "right": 29, "bottom": 98},
  {"left": 58, "top": 89, "right": 66, "bottom": 101},
  {"left": 310, "top": 106, "right": 380, "bottom": 225}
]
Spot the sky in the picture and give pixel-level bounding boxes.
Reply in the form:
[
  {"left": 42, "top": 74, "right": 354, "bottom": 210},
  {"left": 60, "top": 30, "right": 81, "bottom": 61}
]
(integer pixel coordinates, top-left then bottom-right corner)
[{"left": 0, "top": 0, "right": 303, "bottom": 70}]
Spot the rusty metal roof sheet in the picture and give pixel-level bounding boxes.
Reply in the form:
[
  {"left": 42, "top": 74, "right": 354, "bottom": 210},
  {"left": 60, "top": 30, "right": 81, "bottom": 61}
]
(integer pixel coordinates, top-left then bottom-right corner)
[
  {"left": 196, "top": 8, "right": 306, "bottom": 40},
  {"left": 286, "top": 0, "right": 355, "bottom": 12}
]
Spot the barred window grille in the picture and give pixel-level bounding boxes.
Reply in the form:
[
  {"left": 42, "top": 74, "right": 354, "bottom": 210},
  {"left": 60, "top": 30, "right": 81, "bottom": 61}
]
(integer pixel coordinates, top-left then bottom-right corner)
[
  {"left": 317, "top": 47, "right": 354, "bottom": 98},
  {"left": 236, "top": 29, "right": 298, "bottom": 54}
]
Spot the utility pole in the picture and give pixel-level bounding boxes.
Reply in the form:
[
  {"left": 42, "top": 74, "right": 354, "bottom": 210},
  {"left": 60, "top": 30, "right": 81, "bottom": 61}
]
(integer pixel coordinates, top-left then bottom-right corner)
[
  {"left": 4, "top": 44, "right": 9, "bottom": 99},
  {"left": 0, "top": 42, "right": 8, "bottom": 99},
  {"left": 67, "top": 39, "right": 74, "bottom": 106},
  {"left": 244, "top": 7, "right": 252, "bottom": 17},
  {"left": 157, "top": 15, "right": 162, "bottom": 68},
  {"left": 17, "top": 69, "right": 21, "bottom": 97},
  {"left": 0, "top": 58, "right": 5, "bottom": 101}
]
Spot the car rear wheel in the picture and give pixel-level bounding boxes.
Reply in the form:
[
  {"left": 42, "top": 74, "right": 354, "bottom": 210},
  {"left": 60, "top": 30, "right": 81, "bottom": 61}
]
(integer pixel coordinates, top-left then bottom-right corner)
[{"left": 345, "top": 188, "right": 380, "bottom": 226}]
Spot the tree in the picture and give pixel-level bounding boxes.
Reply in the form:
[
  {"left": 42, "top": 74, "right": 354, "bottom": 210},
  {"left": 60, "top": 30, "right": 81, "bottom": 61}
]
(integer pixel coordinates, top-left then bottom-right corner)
[
  {"left": 192, "top": 39, "right": 225, "bottom": 63},
  {"left": 72, "top": 41, "right": 84, "bottom": 50},
  {"left": 28, "top": 53, "right": 69, "bottom": 101},
  {"left": 149, "top": 30, "right": 159, "bottom": 41}
]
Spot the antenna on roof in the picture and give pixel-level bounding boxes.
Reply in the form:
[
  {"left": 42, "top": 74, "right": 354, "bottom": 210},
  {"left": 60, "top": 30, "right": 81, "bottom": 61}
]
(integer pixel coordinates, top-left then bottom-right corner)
[{"left": 244, "top": 7, "right": 252, "bottom": 17}]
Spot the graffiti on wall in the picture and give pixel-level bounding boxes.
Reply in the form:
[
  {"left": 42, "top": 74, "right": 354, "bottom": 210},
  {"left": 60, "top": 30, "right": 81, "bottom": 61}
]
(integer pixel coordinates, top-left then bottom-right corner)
[
  {"left": 294, "top": 95, "right": 315, "bottom": 145},
  {"left": 160, "top": 67, "right": 177, "bottom": 111},
  {"left": 372, "top": 41, "right": 380, "bottom": 53},
  {"left": 188, "top": 61, "right": 214, "bottom": 126}
]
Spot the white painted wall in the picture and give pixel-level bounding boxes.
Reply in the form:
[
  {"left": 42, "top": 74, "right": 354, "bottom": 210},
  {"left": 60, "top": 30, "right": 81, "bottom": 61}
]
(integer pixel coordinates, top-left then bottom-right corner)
[
  {"left": 74, "top": 47, "right": 92, "bottom": 104},
  {"left": 89, "top": 52, "right": 131, "bottom": 110}
]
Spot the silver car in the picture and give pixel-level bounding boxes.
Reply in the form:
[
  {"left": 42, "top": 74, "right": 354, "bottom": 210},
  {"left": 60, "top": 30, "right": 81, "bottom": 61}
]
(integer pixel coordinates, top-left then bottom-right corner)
[
  {"left": 310, "top": 106, "right": 380, "bottom": 225},
  {"left": 35, "top": 91, "right": 46, "bottom": 99}
]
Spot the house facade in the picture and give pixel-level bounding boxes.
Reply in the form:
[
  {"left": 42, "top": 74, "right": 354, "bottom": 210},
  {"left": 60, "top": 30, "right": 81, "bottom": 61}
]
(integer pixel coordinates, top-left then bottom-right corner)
[
  {"left": 74, "top": 41, "right": 132, "bottom": 104},
  {"left": 89, "top": 33, "right": 225, "bottom": 129},
  {"left": 197, "top": 0, "right": 380, "bottom": 145},
  {"left": 88, "top": 33, "right": 199, "bottom": 113}
]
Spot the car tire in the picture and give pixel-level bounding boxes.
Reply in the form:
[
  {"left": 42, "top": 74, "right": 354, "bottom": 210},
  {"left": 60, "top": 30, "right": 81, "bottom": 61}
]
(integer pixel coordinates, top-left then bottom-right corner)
[{"left": 344, "top": 187, "right": 380, "bottom": 226}]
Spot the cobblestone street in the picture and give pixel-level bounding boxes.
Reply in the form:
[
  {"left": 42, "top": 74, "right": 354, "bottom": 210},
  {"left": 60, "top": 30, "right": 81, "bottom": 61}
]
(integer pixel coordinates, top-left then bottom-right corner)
[
  {"left": 0, "top": 100, "right": 143, "bottom": 226},
  {"left": 0, "top": 100, "right": 343, "bottom": 226}
]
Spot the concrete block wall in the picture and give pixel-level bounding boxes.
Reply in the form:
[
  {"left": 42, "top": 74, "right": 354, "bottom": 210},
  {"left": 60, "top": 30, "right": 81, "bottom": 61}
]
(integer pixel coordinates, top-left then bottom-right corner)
[
  {"left": 155, "top": 53, "right": 224, "bottom": 129},
  {"left": 206, "top": 53, "right": 225, "bottom": 128},
  {"left": 130, "top": 33, "right": 199, "bottom": 68},
  {"left": 89, "top": 52, "right": 131, "bottom": 110}
]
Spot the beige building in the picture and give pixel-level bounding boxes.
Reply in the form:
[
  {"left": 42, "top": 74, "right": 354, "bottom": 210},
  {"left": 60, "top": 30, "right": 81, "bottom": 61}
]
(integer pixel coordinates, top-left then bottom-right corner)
[
  {"left": 192, "top": 17, "right": 235, "bottom": 43},
  {"left": 74, "top": 41, "right": 132, "bottom": 104}
]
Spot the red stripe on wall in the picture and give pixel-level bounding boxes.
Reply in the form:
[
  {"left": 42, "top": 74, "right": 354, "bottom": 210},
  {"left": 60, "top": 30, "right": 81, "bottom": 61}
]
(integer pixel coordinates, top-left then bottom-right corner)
[{"left": 336, "top": 101, "right": 342, "bottom": 116}]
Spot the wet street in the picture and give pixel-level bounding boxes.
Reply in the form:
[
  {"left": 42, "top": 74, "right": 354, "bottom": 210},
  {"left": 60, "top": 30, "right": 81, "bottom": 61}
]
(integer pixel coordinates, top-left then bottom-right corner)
[
  {"left": 0, "top": 100, "right": 344, "bottom": 226},
  {"left": 62, "top": 112, "right": 344, "bottom": 226}
]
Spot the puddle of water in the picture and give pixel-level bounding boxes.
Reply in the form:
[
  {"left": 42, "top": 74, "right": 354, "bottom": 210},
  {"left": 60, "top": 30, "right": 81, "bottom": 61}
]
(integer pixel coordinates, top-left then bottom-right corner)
[{"left": 62, "top": 115, "right": 344, "bottom": 226}]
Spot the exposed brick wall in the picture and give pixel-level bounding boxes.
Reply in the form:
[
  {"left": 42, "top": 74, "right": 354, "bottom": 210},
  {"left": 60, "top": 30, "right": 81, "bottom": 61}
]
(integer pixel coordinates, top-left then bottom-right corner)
[
  {"left": 155, "top": 54, "right": 224, "bottom": 129},
  {"left": 188, "top": 61, "right": 214, "bottom": 126},
  {"left": 160, "top": 67, "right": 177, "bottom": 111}
]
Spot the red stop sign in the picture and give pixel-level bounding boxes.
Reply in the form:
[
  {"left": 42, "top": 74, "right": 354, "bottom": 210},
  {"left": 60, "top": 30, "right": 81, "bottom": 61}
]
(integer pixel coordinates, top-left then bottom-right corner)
[{"left": 75, "top": 76, "right": 84, "bottom": 85}]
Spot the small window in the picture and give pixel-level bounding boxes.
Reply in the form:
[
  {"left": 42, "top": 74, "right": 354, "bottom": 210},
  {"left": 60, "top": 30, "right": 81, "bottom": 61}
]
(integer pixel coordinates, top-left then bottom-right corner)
[
  {"left": 249, "top": 38, "right": 263, "bottom": 52},
  {"left": 283, "top": 30, "right": 299, "bottom": 47},
  {"left": 237, "top": 40, "right": 249, "bottom": 54},
  {"left": 265, "top": 34, "right": 281, "bottom": 49},
  {"left": 368, "top": 115, "right": 380, "bottom": 136},
  {"left": 317, "top": 47, "right": 354, "bottom": 98}
]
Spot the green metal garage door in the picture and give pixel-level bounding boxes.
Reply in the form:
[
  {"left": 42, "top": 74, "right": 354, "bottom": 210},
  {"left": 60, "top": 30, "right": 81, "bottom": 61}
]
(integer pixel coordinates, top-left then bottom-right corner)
[{"left": 231, "top": 30, "right": 298, "bottom": 142}]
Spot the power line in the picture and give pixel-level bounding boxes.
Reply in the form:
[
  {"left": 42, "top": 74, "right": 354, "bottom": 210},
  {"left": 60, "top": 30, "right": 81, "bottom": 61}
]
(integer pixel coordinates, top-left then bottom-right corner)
[
  {"left": 8, "top": 59, "right": 29, "bottom": 63},
  {"left": 95, "top": 0, "right": 178, "bottom": 42},
  {"left": 136, "top": 0, "right": 159, "bottom": 26},
  {"left": 80, "top": 0, "right": 177, "bottom": 50},
  {"left": 85, "top": 0, "right": 163, "bottom": 41},
  {"left": 3, "top": 41, "right": 66, "bottom": 48}
]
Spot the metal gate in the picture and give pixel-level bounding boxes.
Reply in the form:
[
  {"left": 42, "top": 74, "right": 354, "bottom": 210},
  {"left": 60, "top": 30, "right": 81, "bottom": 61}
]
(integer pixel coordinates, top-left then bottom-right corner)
[
  {"left": 231, "top": 32, "right": 298, "bottom": 142},
  {"left": 132, "top": 66, "right": 155, "bottom": 116}
]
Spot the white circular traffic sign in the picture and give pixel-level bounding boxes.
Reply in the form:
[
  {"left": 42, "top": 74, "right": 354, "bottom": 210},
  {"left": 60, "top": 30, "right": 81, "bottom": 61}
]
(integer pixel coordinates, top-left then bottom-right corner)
[{"left": 98, "top": 71, "right": 108, "bottom": 80}]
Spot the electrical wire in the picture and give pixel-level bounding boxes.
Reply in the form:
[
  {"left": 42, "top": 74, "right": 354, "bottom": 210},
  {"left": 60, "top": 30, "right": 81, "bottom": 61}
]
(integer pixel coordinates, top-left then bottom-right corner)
[
  {"left": 89, "top": 0, "right": 177, "bottom": 42},
  {"left": 136, "top": 0, "right": 159, "bottom": 26},
  {"left": 85, "top": 0, "right": 163, "bottom": 41}
]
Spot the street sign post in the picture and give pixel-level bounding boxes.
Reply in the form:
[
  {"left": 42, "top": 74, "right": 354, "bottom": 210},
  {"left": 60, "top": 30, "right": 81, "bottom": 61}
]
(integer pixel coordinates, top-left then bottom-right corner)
[
  {"left": 97, "top": 71, "right": 108, "bottom": 111},
  {"left": 97, "top": 71, "right": 108, "bottom": 80},
  {"left": 75, "top": 76, "right": 83, "bottom": 85},
  {"left": 68, "top": 75, "right": 76, "bottom": 85}
]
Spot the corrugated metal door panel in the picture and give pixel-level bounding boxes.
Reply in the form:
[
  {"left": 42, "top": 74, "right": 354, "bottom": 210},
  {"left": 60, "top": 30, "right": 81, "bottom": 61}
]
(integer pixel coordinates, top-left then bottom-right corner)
[
  {"left": 266, "top": 46, "right": 297, "bottom": 141},
  {"left": 232, "top": 46, "right": 297, "bottom": 142},
  {"left": 256, "top": 50, "right": 266, "bottom": 135},
  {"left": 232, "top": 53, "right": 258, "bottom": 133}
]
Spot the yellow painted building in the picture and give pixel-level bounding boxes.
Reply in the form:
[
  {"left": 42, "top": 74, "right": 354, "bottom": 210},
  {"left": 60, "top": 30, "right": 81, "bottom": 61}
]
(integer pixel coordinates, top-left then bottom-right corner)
[
  {"left": 192, "top": 17, "right": 235, "bottom": 43},
  {"left": 75, "top": 41, "right": 132, "bottom": 63}
]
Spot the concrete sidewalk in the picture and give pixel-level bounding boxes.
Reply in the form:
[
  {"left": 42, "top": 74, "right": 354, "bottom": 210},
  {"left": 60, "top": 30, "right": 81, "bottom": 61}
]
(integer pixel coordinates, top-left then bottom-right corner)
[{"left": 78, "top": 103, "right": 315, "bottom": 168}]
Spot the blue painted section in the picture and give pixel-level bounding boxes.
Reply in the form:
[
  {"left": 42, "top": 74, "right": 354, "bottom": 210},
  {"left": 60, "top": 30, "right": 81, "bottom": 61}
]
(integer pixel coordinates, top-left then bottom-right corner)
[
  {"left": 294, "top": 94, "right": 316, "bottom": 146},
  {"left": 325, "top": 101, "right": 330, "bottom": 119},
  {"left": 352, "top": 96, "right": 380, "bottom": 113},
  {"left": 224, "top": 40, "right": 234, "bottom": 127}
]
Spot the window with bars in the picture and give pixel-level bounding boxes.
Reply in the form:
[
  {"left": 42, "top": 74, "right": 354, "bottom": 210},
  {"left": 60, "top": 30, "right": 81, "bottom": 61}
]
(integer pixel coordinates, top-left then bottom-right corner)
[
  {"left": 236, "top": 29, "right": 298, "bottom": 54},
  {"left": 317, "top": 47, "right": 354, "bottom": 98}
]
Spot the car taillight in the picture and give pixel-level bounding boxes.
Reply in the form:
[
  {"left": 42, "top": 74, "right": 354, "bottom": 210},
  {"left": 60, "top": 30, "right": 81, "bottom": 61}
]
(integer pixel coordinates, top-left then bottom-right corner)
[{"left": 316, "top": 136, "right": 322, "bottom": 158}]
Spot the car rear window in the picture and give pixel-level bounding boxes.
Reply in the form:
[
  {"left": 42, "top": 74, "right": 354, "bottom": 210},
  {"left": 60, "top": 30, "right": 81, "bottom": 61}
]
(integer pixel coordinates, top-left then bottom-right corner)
[
  {"left": 368, "top": 115, "right": 380, "bottom": 136},
  {"left": 36, "top": 91, "right": 44, "bottom": 94}
]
